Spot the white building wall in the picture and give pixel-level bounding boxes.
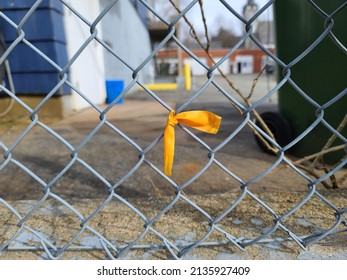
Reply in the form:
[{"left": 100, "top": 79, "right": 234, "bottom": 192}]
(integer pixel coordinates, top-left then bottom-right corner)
[
  {"left": 63, "top": 0, "right": 106, "bottom": 111},
  {"left": 62, "top": 0, "right": 154, "bottom": 111},
  {"left": 100, "top": 0, "right": 154, "bottom": 89}
]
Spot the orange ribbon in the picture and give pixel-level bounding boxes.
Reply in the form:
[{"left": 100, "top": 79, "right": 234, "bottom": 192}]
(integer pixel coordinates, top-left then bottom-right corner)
[{"left": 164, "top": 110, "right": 222, "bottom": 176}]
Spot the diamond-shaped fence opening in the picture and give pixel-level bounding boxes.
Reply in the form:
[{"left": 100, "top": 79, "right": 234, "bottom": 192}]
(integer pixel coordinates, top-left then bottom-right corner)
[{"left": 0, "top": 0, "right": 346, "bottom": 259}]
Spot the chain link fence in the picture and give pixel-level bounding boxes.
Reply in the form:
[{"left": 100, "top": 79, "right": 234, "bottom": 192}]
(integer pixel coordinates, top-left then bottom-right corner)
[{"left": 0, "top": 0, "right": 346, "bottom": 259}]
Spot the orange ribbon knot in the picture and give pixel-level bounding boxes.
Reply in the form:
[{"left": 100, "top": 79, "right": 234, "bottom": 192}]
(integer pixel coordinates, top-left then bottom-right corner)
[{"left": 164, "top": 110, "right": 222, "bottom": 176}]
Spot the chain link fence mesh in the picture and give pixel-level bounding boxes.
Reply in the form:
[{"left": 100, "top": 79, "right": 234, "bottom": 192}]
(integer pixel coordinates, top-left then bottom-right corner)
[{"left": 0, "top": 0, "right": 346, "bottom": 259}]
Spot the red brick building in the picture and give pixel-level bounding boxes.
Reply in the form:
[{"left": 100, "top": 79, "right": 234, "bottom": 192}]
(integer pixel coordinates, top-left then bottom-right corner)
[{"left": 156, "top": 47, "right": 275, "bottom": 75}]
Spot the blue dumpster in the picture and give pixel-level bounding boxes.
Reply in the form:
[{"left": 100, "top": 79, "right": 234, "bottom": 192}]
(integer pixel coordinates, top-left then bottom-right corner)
[{"left": 0, "top": 0, "right": 69, "bottom": 94}]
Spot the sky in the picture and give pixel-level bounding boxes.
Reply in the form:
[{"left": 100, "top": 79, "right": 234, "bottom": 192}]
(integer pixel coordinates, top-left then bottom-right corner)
[{"left": 183, "top": 0, "right": 274, "bottom": 36}]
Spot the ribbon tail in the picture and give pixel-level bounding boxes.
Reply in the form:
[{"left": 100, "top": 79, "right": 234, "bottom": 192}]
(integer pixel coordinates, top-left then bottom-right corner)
[
  {"left": 164, "top": 124, "right": 175, "bottom": 176},
  {"left": 176, "top": 111, "right": 222, "bottom": 134}
]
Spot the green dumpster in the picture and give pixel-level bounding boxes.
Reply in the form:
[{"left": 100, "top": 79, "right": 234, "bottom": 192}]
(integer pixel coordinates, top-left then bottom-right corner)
[{"left": 273, "top": 0, "right": 347, "bottom": 164}]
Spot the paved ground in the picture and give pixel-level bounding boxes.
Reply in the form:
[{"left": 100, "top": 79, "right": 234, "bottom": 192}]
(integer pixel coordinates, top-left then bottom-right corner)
[
  {"left": 0, "top": 74, "right": 298, "bottom": 201},
  {"left": 1, "top": 190, "right": 347, "bottom": 260},
  {"left": 0, "top": 74, "right": 346, "bottom": 259}
]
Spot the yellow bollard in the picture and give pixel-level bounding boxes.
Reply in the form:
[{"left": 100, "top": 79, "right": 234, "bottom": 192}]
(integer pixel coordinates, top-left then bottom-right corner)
[{"left": 183, "top": 63, "right": 192, "bottom": 91}]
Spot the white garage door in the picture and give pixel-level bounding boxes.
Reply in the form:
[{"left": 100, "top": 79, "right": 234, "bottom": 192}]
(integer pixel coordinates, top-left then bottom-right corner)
[
  {"left": 213, "top": 57, "right": 230, "bottom": 75},
  {"left": 184, "top": 57, "right": 208, "bottom": 76}
]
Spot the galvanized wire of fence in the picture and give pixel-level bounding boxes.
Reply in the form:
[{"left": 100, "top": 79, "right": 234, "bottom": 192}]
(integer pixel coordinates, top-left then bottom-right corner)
[{"left": 0, "top": 0, "right": 346, "bottom": 259}]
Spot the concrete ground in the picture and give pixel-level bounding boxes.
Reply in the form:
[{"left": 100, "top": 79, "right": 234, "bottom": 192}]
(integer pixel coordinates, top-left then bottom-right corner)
[
  {"left": 1, "top": 190, "right": 347, "bottom": 260},
  {"left": 0, "top": 74, "right": 346, "bottom": 259}
]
